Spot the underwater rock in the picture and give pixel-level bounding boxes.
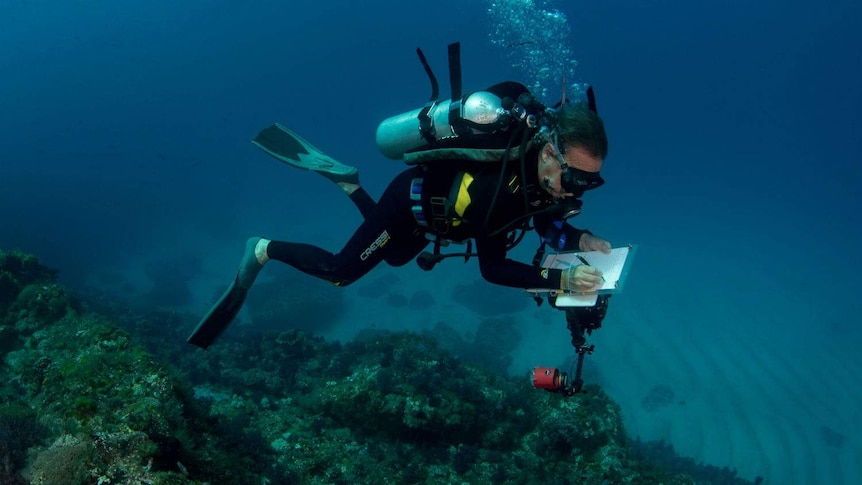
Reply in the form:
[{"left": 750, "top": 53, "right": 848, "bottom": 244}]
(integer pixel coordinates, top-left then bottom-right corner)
[
  {"left": 386, "top": 292, "right": 409, "bottom": 308},
  {"left": 531, "top": 386, "right": 625, "bottom": 458},
  {"left": 641, "top": 384, "right": 675, "bottom": 412},
  {"left": 245, "top": 267, "right": 344, "bottom": 334},
  {"left": 630, "top": 438, "right": 758, "bottom": 485},
  {"left": 0, "top": 249, "right": 759, "bottom": 485},
  {"left": 0, "top": 402, "right": 39, "bottom": 484},
  {"left": 314, "top": 332, "right": 526, "bottom": 448},
  {"left": 11, "top": 283, "right": 70, "bottom": 332},
  {"left": 0, "top": 325, "right": 17, "bottom": 355},
  {"left": 0, "top": 250, "right": 58, "bottom": 314},
  {"left": 356, "top": 273, "right": 401, "bottom": 299},
  {"left": 0, "top": 251, "right": 270, "bottom": 484},
  {"left": 469, "top": 316, "right": 520, "bottom": 373},
  {"left": 409, "top": 289, "right": 435, "bottom": 309},
  {"left": 821, "top": 425, "right": 845, "bottom": 448},
  {"left": 424, "top": 317, "right": 521, "bottom": 376},
  {"left": 452, "top": 279, "right": 530, "bottom": 316},
  {"left": 143, "top": 253, "right": 203, "bottom": 308},
  {"left": 424, "top": 322, "right": 470, "bottom": 357},
  {"left": 23, "top": 434, "right": 96, "bottom": 485}
]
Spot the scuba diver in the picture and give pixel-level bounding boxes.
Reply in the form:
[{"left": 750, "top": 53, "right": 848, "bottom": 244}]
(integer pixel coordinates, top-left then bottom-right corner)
[{"left": 188, "top": 45, "right": 611, "bottom": 350}]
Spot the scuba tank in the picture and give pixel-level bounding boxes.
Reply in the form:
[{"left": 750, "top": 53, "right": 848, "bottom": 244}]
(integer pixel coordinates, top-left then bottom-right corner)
[
  {"left": 375, "top": 42, "right": 542, "bottom": 164},
  {"left": 375, "top": 42, "right": 599, "bottom": 165},
  {"left": 376, "top": 90, "right": 524, "bottom": 160}
]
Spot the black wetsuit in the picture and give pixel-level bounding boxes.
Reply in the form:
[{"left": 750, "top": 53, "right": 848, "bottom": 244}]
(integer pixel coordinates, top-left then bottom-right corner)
[{"left": 267, "top": 159, "right": 590, "bottom": 288}]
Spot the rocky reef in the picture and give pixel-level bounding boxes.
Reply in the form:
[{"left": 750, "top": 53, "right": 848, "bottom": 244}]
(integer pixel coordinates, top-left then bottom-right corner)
[{"left": 0, "top": 249, "right": 758, "bottom": 484}]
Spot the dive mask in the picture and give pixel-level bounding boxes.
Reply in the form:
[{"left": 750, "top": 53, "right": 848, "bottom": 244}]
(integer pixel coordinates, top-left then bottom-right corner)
[
  {"left": 560, "top": 166, "right": 604, "bottom": 197},
  {"left": 552, "top": 137, "right": 605, "bottom": 197}
]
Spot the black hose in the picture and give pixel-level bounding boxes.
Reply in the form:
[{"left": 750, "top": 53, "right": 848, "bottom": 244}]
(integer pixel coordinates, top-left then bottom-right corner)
[{"left": 415, "top": 48, "right": 439, "bottom": 102}]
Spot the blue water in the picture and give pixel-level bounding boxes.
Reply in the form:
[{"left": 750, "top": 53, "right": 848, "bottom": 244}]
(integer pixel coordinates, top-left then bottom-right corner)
[{"left": 1, "top": 0, "right": 860, "bottom": 483}]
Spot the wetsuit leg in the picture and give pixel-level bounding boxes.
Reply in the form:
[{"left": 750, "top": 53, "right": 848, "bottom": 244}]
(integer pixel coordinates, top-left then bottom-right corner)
[
  {"left": 348, "top": 187, "right": 377, "bottom": 221},
  {"left": 267, "top": 167, "right": 428, "bottom": 286},
  {"left": 383, "top": 232, "right": 429, "bottom": 267},
  {"left": 346, "top": 188, "right": 427, "bottom": 264}
]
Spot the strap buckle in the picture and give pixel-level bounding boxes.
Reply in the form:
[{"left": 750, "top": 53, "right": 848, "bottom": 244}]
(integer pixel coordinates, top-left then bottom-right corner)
[{"left": 410, "top": 178, "right": 429, "bottom": 228}]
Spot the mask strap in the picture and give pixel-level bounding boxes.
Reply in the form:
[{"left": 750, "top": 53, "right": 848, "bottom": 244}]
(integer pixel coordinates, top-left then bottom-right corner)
[{"left": 551, "top": 132, "right": 569, "bottom": 171}]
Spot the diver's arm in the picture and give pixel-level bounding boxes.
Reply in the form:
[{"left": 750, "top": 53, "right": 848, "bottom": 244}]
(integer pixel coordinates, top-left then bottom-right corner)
[
  {"left": 474, "top": 235, "right": 563, "bottom": 289},
  {"left": 532, "top": 213, "right": 591, "bottom": 252},
  {"left": 531, "top": 214, "right": 609, "bottom": 291},
  {"left": 578, "top": 232, "right": 611, "bottom": 253},
  {"left": 532, "top": 213, "right": 611, "bottom": 253}
]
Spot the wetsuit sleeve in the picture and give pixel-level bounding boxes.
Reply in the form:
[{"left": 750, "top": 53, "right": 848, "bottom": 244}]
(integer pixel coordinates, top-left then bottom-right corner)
[{"left": 474, "top": 234, "right": 563, "bottom": 289}]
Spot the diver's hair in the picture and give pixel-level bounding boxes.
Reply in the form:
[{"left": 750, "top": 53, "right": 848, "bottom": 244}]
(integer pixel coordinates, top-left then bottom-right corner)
[{"left": 556, "top": 103, "right": 609, "bottom": 160}]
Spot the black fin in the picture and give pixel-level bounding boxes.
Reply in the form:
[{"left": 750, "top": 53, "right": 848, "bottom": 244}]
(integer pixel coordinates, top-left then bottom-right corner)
[{"left": 187, "top": 279, "right": 248, "bottom": 349}]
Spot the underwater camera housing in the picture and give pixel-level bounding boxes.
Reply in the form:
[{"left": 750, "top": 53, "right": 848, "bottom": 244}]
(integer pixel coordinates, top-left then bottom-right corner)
[
  {"left": 530, "top": 344, "right": 593, "bottom": 397},
  {"left": 565, "top": 294, "right": 609, "bottom": 338},
  {"left": 532, "top": 366, "right": 569, "bottom": 392}
]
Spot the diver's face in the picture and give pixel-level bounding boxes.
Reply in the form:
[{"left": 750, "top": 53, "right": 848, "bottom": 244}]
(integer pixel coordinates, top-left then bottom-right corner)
[{"left": 537, "top": 143, "right": 604, "bottom": 199}]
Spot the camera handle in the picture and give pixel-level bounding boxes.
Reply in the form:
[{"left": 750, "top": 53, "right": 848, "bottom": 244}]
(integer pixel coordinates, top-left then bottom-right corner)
[
  {"left": 564, "top": 342, "right": 595, "bottom": 396},
  {"left": 558, "top": 297, "right": 608, "bottom": 396}
]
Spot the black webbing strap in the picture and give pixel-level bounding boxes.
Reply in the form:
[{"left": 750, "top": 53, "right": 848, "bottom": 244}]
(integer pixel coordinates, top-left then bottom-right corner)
[
  {"left": 416, "top": 47, "right": 440, "bottom": 145},
  {"left": 587, "top": 86, "right": 598, "bottom": 114},
  {"left": 448, "top": 42, "right": 462, "bottom": 102},
  {"left": 416, "top": 47, "right": 439, "bottom": 102}
]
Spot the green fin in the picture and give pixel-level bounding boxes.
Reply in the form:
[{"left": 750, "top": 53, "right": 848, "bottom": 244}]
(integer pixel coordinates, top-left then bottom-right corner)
[
  {"left": 187, "top": 278, "right": 248, "bottom": 349},
  {"left": 252, "top": 123, "right": 359, "bottom": 185}
]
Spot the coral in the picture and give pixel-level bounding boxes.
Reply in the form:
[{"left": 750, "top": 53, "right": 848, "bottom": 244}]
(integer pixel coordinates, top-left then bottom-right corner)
[
  {"left": 629, "top": 438, "right": 756, "bottom": 485},
  {"left": 451, "top": 444, "right": 479, "bottom": 475},
  {"left": 7, "top": 315, "right": 204, "bottom": 482},
  {"left": 0, "top": 272, "right": 17, "bottom": 312},
  {"left": 0, "top": 402, "right": 39, "bottom": 485},
  {"left": 0, "top": 325, "right": 18, "bottom": 356},
  {"left": 531, "top": 385, "right": 625, "bottom": 459},
  {"left": 313, "top": 333, "right": 504, "bottom": 445},
  {"left": 23, "top": 434, "right": 94, "bottom": 485},
  {"left": 0, "top": 249, "right": 762, "bottom": 485},
  {"left": 11, "top": 283, "right": 70, "bottom": 331},
  {"left": 0, "top": 255, "right": 263, "bottom": 484},
  {"left": 0, "top": 250, "right": 58, "bottom": 316}
]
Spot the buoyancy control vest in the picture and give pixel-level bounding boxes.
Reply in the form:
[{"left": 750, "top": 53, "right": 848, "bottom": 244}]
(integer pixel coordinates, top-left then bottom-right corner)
[{"left": 374, "top": 42, "right": 598, "bottom": 269}]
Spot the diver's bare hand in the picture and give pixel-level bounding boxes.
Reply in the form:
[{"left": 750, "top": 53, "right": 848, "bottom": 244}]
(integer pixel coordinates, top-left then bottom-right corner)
[
  {"left": 579, "top": 233, "right": 612, "bottom": 253},
  {"left": 561, "top": 265, "right": 604, "bottom": 292}
]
